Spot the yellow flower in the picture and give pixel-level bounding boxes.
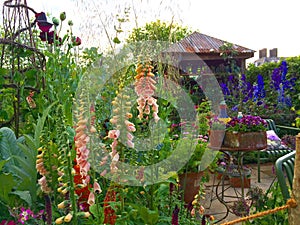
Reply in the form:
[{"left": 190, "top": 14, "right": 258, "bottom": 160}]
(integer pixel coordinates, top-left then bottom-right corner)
[
  {"left": 77, "top": 211, "right": 91, "bottom": 218},
  {"left": 55, "top": 216, "right": 64, "bottom": 224},
  {"left": 57, "top": 187, "right": 63, "bottom": 193},
  {"left": 64, "top": 213, "right": 73, "bottom": 222},
  {"left": 61, "top": 188, "right": 69, "bottom": 195},
  {"left": 82, "top": 212, "right": 91, "bottom": 218},
  {"left": 58, "top": 201, "right": 67, "bottom": 209}
]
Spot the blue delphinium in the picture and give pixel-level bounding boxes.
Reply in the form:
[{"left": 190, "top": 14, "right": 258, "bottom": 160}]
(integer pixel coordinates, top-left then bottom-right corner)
[
  {"left": 271, "top": 61, "right": 296, "bottom": 108},
  {"left": 253, "top": 74, "right": 266, "bottom": 102},
  {"left": 219, "top": 60, "right": 295, "bottom": 115}
]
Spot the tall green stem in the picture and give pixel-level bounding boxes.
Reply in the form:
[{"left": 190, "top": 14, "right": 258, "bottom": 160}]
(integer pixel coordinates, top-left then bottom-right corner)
[{"left": 66, "top": 143, "right": 78, "bottom": 225}]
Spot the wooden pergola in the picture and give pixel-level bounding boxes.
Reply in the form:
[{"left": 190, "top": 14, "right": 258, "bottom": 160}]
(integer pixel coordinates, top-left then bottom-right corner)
[{"left": 163, "top": 31, "right": 255, "bottom": 76}]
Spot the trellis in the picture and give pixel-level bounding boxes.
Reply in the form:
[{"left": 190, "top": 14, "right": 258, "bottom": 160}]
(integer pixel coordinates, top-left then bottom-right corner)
[{"left": 0, "top": 0, "right": 45, "bottom": 137}]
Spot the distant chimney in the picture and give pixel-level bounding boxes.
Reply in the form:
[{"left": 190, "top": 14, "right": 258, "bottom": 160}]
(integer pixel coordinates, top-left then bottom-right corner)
[
  {"left": 259, "top": 48, "right": 267, "bottom": 58},
  {"left": 270, "top": 48, "right": 278, "bottom": 57}
]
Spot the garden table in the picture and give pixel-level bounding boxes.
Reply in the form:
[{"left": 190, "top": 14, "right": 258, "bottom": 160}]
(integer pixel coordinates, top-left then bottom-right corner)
[{"left": 207, "top": 145, "right": 266, "bottom": 222}]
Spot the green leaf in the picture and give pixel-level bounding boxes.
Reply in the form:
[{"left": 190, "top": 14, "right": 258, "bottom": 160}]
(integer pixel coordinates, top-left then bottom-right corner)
[
  {"left": 0, "top": 110, "right": 8, "bottom": 120},
  {"left": 0, "top": 127, "right": 21, "bottom": 165},
  {"left": 11, "top": 190, "right": 32, "bottom": 206},
  {"left": 0, "top": 127, "right": 37, "bottom": 204},
  {"left": 139, "top": 206, "right": 159, "bottom": 225},
  {"left": 0, "top": 68, "right": 8, "bottom": 76},
  {"left": 34, "top": 101, "right": 58, "bottom": 148},
  {"left": 13, "top": 71, "right": 22, "bottom": 82},
  {"left": 113, "top": 37, "right": 121, "bottom": 44},
  {"left": 0, "top": 159, "right": 9, "bottom": 172},
  {"left": 89, "top": 204, "right": 103, "bottom": 221},
  {"left": 0, "top": 173, "right": 15, "bottom": 204}
]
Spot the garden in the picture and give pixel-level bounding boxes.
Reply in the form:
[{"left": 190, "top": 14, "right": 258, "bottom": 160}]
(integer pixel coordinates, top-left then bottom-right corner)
[{"left": 0, "top": 1, "right": 300, "bottom": 225}]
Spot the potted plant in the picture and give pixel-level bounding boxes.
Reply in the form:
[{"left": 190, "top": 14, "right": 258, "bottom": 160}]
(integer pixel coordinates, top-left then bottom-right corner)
[
  {"left": 215, "top": 161, "right": 228, "bottom": 180},
  {"left": 223, "top": 115, "right": 268, "bottom": 150},
  {"left": 208, "top": 116, "right": 226, "bottom": 148},
  {"left": 177, "top": 135, "right": 209, "bottom": 205},
  {"left": 228, "top": 165, "right": 252, "bottom": 188},
  {"left": 176, "top": 100, "right": 217, "bottom": 205}
]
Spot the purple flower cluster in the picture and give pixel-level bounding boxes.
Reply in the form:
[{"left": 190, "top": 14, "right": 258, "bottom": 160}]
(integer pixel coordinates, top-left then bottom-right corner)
[
  {"left": 271, "top": 61, "right": 296, "bottom": 108},
  {"left": 253, "top": 74, "right": 265, "bottom": 103},
  {"left": 220, "top": 60, "right": 296, "bottom": 113},
  {"left": 16, "top": 207, "right": 44, "bottom": 224},
  {"left": 226, "top": 115, "right": 267, "bottom": 132},
  {"left": 232, "top": 198, "right": 250, "bottom": 217}
]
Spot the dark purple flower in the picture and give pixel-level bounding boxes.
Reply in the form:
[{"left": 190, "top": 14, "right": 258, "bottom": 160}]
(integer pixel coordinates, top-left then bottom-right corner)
[
  {"left": 35, "top": 12, "right": 53, "bottom": 32},
  {"left": 171, "top": 205, "right": 179, "bottom": 225},
  {"left": 226, "top": 115, "right": 267, "bottom": 132},
  {"left": 72, "top": 36, "right": 82, "bottom": 46},
  {"left": 201, "top": 215, "right": 206, "bottom": 225},
  {"left": 39, "top": 31, "right": 62, "bottom": 45},
  {"left": 232, "top": 198, "right": 250, "bottom": 217}
]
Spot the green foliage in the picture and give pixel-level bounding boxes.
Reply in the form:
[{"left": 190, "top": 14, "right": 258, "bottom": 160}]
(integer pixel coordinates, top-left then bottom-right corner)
[
  {"left": 245, "top": 182, "right": 288, "bottom": 225},
  {"left": 0, "top": 127, "right": 37, "bottom": 208},
  {"left": 126, "top": 19, "right": 192, "bottom": 43},
  {"left": 0, "top": 173, "right": 15, "bottom": 205}
]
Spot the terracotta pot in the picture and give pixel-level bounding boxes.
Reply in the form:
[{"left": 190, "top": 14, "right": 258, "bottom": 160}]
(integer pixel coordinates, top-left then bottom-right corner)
[
  {"left": 209, "top": 130, "right": 225, "bottom": 148},
  {"left": 229, "top": 176, "right": 251, "bottom": 188},
  {"left": 228, "top": 166, "right": 251, "bottom": 188},
  {"left": 178, "top": 171, "right": 204, "bottom": 205},
  {"left": 223, "top": 131, "right": 267, "bottom": 150},
  {"left": 216, "top": 171, "right": 229, "bottom": 180}
]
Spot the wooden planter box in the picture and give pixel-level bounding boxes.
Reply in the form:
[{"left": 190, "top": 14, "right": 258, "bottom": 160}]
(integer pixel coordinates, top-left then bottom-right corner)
[{"left": 223, "top": 131, "right": 267, "bottom": 150}]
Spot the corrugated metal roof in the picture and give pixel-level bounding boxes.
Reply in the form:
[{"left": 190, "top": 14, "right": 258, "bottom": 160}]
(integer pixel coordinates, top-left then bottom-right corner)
[{"left": 166, "top": 31, "right": 255, "bottom": 54}]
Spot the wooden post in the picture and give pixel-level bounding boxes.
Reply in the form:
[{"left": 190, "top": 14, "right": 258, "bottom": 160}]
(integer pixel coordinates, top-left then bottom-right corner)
[{"left": 289, "top": 133, "right": 300, "bottom": 224}]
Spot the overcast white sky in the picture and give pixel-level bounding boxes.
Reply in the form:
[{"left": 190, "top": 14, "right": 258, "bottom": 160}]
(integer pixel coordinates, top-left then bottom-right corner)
[{"left": 27, "top": 0, "right": 300, "bottom": 64}]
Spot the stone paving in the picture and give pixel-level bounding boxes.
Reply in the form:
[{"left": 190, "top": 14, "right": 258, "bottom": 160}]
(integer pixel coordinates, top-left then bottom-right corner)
[{"left": 202, "top": 162, "right": 276, "bottom": 224}]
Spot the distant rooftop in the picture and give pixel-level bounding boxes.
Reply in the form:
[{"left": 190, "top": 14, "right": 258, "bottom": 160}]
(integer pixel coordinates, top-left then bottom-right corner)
[{"left": 254, "top": 48, "right": 283, "bottom": 66}]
